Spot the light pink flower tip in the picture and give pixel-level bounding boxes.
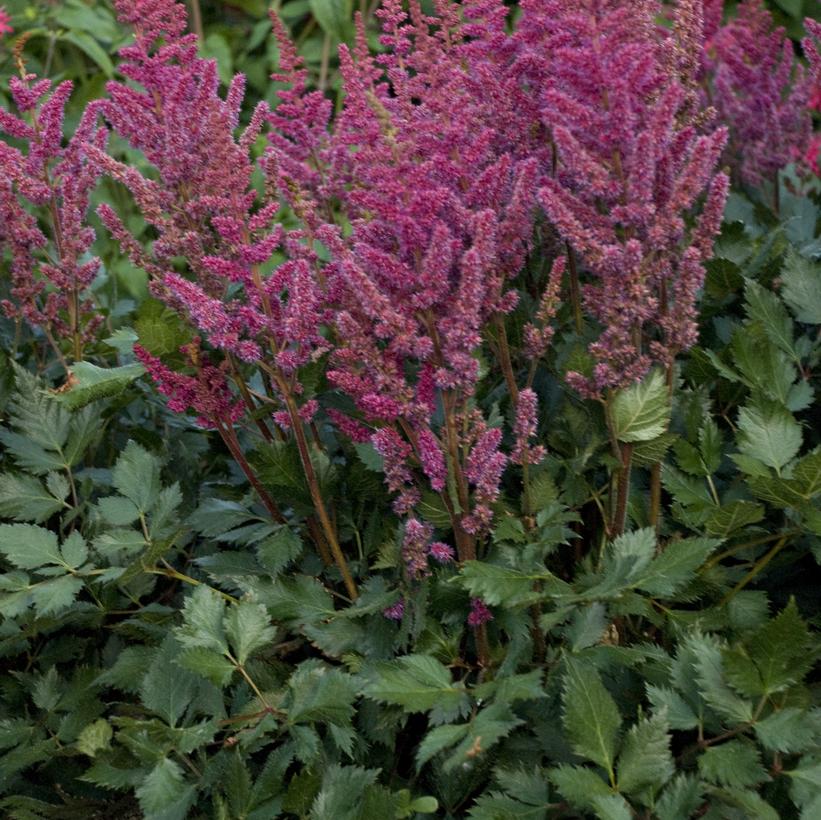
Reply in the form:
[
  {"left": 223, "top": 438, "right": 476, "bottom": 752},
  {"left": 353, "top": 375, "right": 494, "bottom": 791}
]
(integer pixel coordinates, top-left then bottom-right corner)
[
  {"left": 429, "top": 542, "right": 455, "bottom": 563},
  {"left": 467, "top": 598, "right": 493, "bottom": 628},
  {"left": 383, "top": 599, "right": 405, "bottom": 621},
  {"left": 0, "top": 8, "right": 12, "bottom": 36}
]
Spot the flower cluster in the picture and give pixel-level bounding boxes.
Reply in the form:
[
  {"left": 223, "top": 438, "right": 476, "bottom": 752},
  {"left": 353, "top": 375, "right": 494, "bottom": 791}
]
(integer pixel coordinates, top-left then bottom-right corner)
[
  {"left": 0, "top": 7, "right": 12, "bottom": 36},
  {"left": 706, "top": 0, "right": 812, "bottom": 186},
  {"left": 3, "top": 0, "right": 815, "bottom": 599},
  {"left": 0, "top": 63, "right": 106, "bottom": 364},
  {"left": 519, "top": 0, "right": 728, "bottom": 396}
]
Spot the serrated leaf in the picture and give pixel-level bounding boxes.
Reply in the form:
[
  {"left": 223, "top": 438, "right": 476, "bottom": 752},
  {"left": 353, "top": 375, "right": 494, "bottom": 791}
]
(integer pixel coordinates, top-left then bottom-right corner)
[
  {"left": 639, "top": 537, "right": 720, "bottom": 598},
  {"left": 781, "top": 250, "right": 821, "bottom": 324},
  {"left": 136, "top": 758, "right": 191, "bottom": 815},
  {"left": 177, "top": 585, "right": 228, "bottom": 654},
  {"left": 689, "top": 633, "right": 754, "bottom": 724},
  {"left": 737, "top": 403, "right": 801, "bottom": 473},
  {"left": 564, "top": 603, "right": 608, "bottom": 651},
  {"left": 177, "top": 648, "right": 236, "bottom": 687},
  {"left": 0, "top": 523, "right": 63, "bottom": 569},
  {"left": 76, "top": 719, "right": 113, "bottom": 757},
  {"left": 60, "top": 531, "right": 88, "bottom": 568},
  {"left": 113, "top": 441, "right": 161, "bottom": 513},
  {"left": 287, "top": 663, "right": 356, "bottom": 727},
  {"left": 549, "top": 765, "right": 611, "bottom": 811},
  {"left": 416, "top": 724, "right": 469, "bottom": 769},
  {"left": 655, "top": 775, "right": 703, "bottom": 820},
  {"left": 697, "top": 741, "right": 767, "bottom": 788},
  {"left": 561, "top": 656, "right": 621, "bottom": 774},
  {"left": 616, "top": 712, "right": 674, "bottom": 795},
  {"left": 0, "top": 473, "right": 67, "bottom": 523},
  {"left": 592, "top": 794, "right": 632, "bottom": 820},
  {"left": 745, "top": 598, "right": 812, "bottom": 695},
  {"left": 611, "top": 369, "right": 671, "bottom": 442},
  {"left": 363, "top": 655, "right": 470, "bottom": 724},
  {"left": 458, "top": 561, "right": 568, "bottom": 607},
  {"left": 256, "top": 526, "right": 303, "bottom": 576},
  {"left": 744, "top": 280, "right": 796, "bottom": 358},
  {"left": 51, "top": 362, "right": 145, "bottom": 410},
  {"left": 98, "top": 496, "right": 141, "bottom": 526},
  {"left": 141, "top": 638, "right": 198, "bottom": 727},
  {"left": 754, "top": 708, "right": 821, "bottom": 753},
  {"left": 30, "top": 574, "right": 84, "bottom": 616},
  {"left": 441, "top": 702, "right": 524, "bottom": 773},
  {"left": 704, "top": 501, "right": 764, "bottom": 537},
  {"left": 646, "top": 685, "right": 699, "bottom": 730},
  {"left": 225, "top": 600, "right": 275, "bottom": 666}
]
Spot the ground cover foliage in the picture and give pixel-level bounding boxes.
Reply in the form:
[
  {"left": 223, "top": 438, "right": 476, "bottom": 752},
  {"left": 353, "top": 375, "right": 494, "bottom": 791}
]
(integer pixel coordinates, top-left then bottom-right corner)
[{"left": 1, "top": 0, "right": 821, "bottom": 818}]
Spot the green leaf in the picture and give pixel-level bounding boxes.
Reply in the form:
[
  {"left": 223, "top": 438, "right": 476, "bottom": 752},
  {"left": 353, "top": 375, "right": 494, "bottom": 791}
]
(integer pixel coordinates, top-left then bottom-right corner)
[
  {"left": 440, "top": 702, "right": 524, "bottom": 773},
  {"left": 30, "top": 574, "right": 84, "bottom": 616},
  {"left": 458, "top": 561, "right": 568, "bottom": 607},
  {"left": 51, "top": 362, "right": 145, "bottom": 410},
  {"left": 113, "top": 441, "right": 161, "bottom": 513},
  {"left": 288, "top": 662, "right": 358, "bottom": 726},
  {"left": 258, "top": 575, "right": 335, "bottom": 624},
  {"left": 549, "top": 765, "right": 611, "bottom": 811},
  {"left": 737, "top": 402, "right": 801, "bottom": 472},
  {"left": 561, "top": 656, "right": 621, "bottom": 774},
  {"left": 616, "top": 712, "right": 674, "bottom": 795},
  {"left": 136, "top": 758, "right": 191, "bottom": 816},
  {"left": 639, "top": 536, "right": 720, "bottom": 598},
  {"left": 76, "top": 719, "right": 113, "bottom": 757},
  {"left": 689, "top": 633, "right": 754, "bottom": 724},
  {"left": 781, "top": 250, "right": 821, "bottom": 324},
  {"left": 135, "top": 299, "right": 193, "bottom": 357},
  {"left": 754, "top": 707, "right": 821, "bottom": 753},
  {"left": 60, "top": 531, "right": 88, "bottom": 568},
  {"left": 58, "top": 29, "right": 115, "bottom": 77},
  {"left": 225, "top": 600, "right": 276, "bottom": 666},
  {"left": 256, "top": 526, "right": 303, "bottom": 576},
  {"left": 141, "top": 638, "right": 198, "bottom": 727},
  {"left": 202, "top": 33, "right": 233, "bottom": 85},
  {"left": 744, "top": 280, "right": 796, "bottom": 358},
  {"left": 591, "top": 794, "right": 632, "bottom": 820},
  {"left": 177, "top": 585, "right": 229, "bottom": 654},
  {"left": 310, "top": 764, "right": 378, "bottom": 820},
  {"left": 0, "top": 430, "right": 66, "bottom": 474},
  {"left": 0, "top": 473, "right": 67, "bottom": 523},
  {"left": 98, "top": 496, "right": 141, "bottom": 526},
  {"left": 704, "top": 501, "right": 764, "bottom": 537},
  {"left": 416, "top": 724, "right": 469, "bottom": 770},
  {"left": 737, "top": 598, "right": 813, "bottom": 696},
  {"left": 0, "top": 524, "right": 62, "bottom": 569},
  {"left": 177, "top": 648, "right": 236, "bottom": 687},
  {"left": 646, "top": 685, "right": 699, "bottom": 731},
  {"left": 610, "top": 369, "right": 671, "bottom": 442},
  {"left": 697, "top": 741, "right": 767, "bottom": 788},
  {"left": 774, "top": 0, "right": 802, "bottom": 17},
  {"left": 308, "top": 0, "right": 353, "bottom": 40},
  {"left": 785, "top": 760, "right": 821, "bottom": 810},
  {"left": 655, "top": 775, "right": 703, "bottom": 820},
  {"left": 363, "top": 655, "right": 470, "bottom": 724},
  {"left": 564, "top": 603, "right": 608, "bottom": 651}
]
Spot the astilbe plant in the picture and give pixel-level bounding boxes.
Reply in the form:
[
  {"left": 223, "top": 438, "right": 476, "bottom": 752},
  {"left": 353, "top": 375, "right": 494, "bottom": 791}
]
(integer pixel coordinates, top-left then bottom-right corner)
[
  {"left": 316, "top": 0, "right": 554, "bottom": 573},
  {"left": 515, "top": 0, "right": 728, "bottom": 535},
  {"left": 0, "top": 0, "right": 814, "bottom": 622},
  {"left": 705, "top": 0, "right": 813, "bottom": 191},
  {"left": 91, "top": 0, "right": 359, "bottom": 597},
  {"left": 0, "top": 42, "right": 106, "bottom": 370}
]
